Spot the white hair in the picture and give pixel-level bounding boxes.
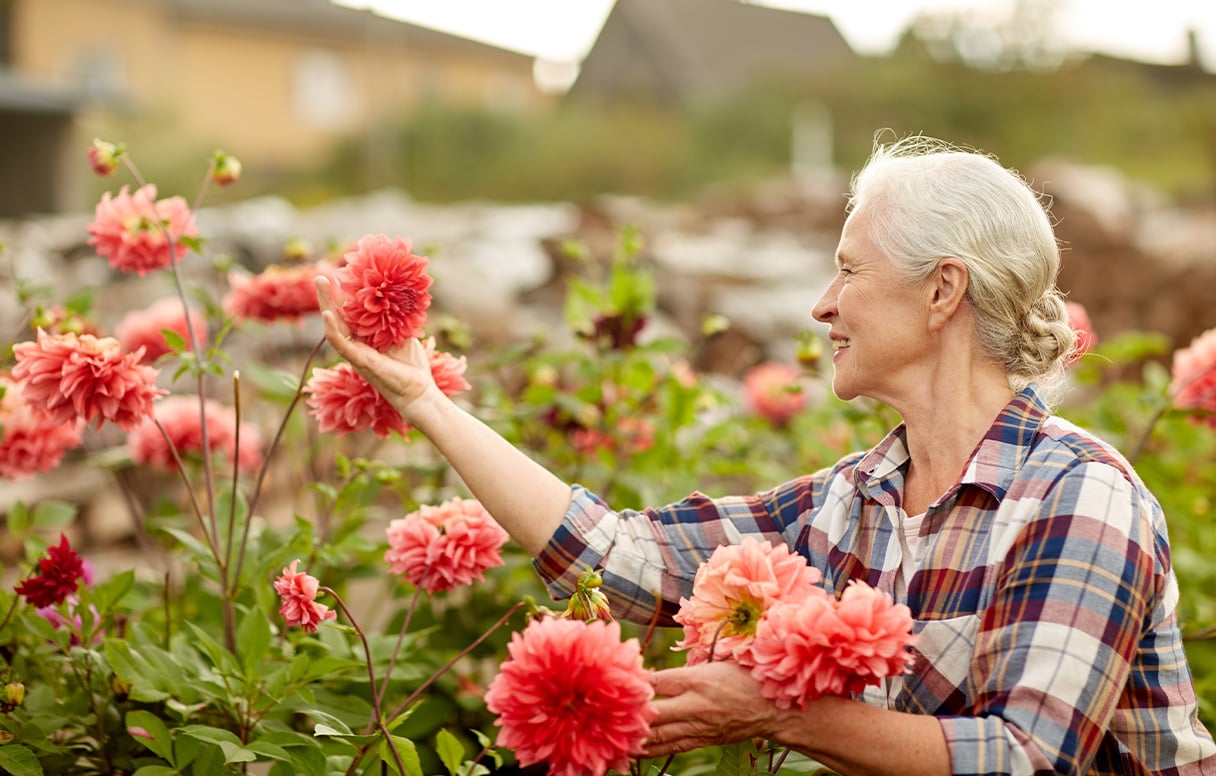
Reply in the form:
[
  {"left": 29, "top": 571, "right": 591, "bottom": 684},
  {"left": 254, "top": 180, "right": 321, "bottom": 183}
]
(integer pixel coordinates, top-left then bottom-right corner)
[{"left": 848, "top": 135, "right": 1075, "bottom": 405}]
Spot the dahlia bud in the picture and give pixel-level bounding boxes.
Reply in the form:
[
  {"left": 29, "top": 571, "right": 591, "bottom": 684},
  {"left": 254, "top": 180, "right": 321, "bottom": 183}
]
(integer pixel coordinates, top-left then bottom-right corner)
[
  {"left": 563, "top": 568, "right": 613, "bottom": 622},
  {"left": 282, "top": 236, "right": 313, "bottom": 262},
  {"left": 87, "top": 139, "right": 121, "bottom": 177},
  {"left": 4, "top": 682, "right": 24, "bottom": 708},
  {"left": 795, "top": 330, "right": 824, "bottom": 369},
  {"left": 211, "top": 151, "right": 242, "bottom": 187}
]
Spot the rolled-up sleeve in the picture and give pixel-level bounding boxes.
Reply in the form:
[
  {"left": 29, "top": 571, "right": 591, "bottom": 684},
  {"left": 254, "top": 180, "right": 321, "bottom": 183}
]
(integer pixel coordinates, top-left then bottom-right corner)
[{"left": 533, "top": 477, "right": 820, "bottom": 624}]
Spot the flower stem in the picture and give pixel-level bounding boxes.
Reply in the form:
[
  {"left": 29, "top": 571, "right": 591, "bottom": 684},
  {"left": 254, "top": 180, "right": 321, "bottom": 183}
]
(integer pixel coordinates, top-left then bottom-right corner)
[{"left": 387, "top": 601, "right": 526, "bottom": 723}]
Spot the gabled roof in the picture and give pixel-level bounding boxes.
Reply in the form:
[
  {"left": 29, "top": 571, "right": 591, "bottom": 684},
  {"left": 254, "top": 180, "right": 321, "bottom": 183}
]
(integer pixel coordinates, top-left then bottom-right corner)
[
  {"left": 570, "top": 0, "right": 855, "bottom": 103},
  {"left": 168, "top": 0, "right": 534, "bottom": 66}
]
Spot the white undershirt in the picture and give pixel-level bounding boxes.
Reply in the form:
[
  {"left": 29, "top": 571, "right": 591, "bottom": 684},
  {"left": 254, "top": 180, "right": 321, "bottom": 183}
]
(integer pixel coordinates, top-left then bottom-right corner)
[{"left": 887, "top": 508, "right": 926, "bottom": 706}]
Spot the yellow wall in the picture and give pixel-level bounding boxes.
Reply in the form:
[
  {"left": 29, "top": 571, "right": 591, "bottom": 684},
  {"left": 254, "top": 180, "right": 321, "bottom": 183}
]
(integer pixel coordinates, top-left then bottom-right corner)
[{"left": 11, "top": 0, "right": 542, "bottom": 171}]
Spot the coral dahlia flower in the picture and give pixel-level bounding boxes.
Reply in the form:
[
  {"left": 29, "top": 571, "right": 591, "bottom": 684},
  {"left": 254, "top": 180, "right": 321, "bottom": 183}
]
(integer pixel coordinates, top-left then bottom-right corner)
[
  {"left": 128, "top": 395, "right": 262, "bottom": 473},
  {"left": 1065, "top": 302, "right": 1098, "bottom": 367},
  {"left": 750, "top": 581, "right": 916, "bottom": 709},
  {"left": 336, "top": 234, "right": 432, "bottom": 352},
  {"left": 87, "top": 184, "right": 197, "bottom": 276},
  {"left": 0, "top": 375, "right": 84, "bottom": 479},
  {"left": 304, "top": 363, "right": 409, "bottom": 438},
  {"left": 385, "top": 497, "right": 509, "bottom": 593},
  {"left": 273, "top": 560, "right": 337, "bottom": 633},
  {"left": 743, "top": 361, "right": 808, "bottom": 425},
  {"left": 674, "top": 537, "right": 825, "bottom": 665},
  {"left": 422, "top": 337, "right": 471, "bottom": 397},
  {"left": 224, "top": 262, "right": 337, "bottom": 323},
  {"left": 484, "top": 618, "right": 656, "bottom": 776},
  {"left": 14, "top": 534, "right": 86, "bottom": 608},
  {"left": 1170, "top": 327, "right": 1216, "bottom": 426},
  {"left": 115, "top": 297, "right": 208, "bottom": 363},
  {"left": 11, "top": 330, "right": 165, "bottom": 431}
]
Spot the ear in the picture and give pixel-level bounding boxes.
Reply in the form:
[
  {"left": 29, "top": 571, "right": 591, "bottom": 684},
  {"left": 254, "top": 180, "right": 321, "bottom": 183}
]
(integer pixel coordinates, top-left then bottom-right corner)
[{"left": 926, "top": 258, "right": 969, "bottom": 332}]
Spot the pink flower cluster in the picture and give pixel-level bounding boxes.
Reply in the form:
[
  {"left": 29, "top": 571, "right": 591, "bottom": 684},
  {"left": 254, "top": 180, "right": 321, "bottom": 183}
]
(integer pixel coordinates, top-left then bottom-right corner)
[
  {"left": 115, "top": 297, "right": 209, "bottom": 363},
  {"left": 1170, "top": 326, "right": 1216, "bottom": 427},
  {"left": 675, "top": 538, "right": 917, "bottom": 709},
  {"left": 128, "top": 395, "right": 263, "bottom": 473},
  {"left": 384, "top": 498, "right": 509, "bottom": 594},
  {"left": 224, "top": 262, "right": 337, "bottom": 323},
  {"left": 743, "top": 361, "right": 809, "bottom": 425},
  {"left": 485, "top": 618, "right": 656, "bottom": 776},
  {"left": 273, "top": 560, "right": 337, "bottom": 633},
  {"left": 87, "top": 184, "right": 196, "bottom": 276},
  {"left": 304, "top": 340, "right": 469, "bottom": 438},
  {"left": 0, "top": 374, "right": 83, "bottom": 480},
  {"left": 11, "top": 330, "right": 165, "bottom": 432},
  {"left": 1065, "top": 301, "right": 1098, "bottom": 367}
]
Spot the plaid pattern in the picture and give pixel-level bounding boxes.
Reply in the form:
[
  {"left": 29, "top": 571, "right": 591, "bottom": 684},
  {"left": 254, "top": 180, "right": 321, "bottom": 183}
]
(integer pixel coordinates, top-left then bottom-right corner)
[{"left": 534, "top": 386, "right": 1216, "bottom": 775}]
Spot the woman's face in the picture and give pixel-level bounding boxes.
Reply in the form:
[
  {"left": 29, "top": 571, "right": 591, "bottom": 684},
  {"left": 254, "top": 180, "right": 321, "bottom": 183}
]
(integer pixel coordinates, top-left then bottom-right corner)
[{"left": 811, "top": 205, "right": 932, "bottom": 405}]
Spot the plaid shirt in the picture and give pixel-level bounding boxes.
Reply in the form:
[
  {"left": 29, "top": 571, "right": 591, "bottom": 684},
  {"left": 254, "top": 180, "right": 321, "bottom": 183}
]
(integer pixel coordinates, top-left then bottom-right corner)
[{"left": 534, "top": 387, "right": 1216, "bottom": 775}]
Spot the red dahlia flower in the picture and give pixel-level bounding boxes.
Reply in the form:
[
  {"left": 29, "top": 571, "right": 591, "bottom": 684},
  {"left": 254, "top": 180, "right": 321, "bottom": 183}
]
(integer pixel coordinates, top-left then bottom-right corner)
[
  {"left": 0, "top": 375, "right": 84, "bottom": 479},
  {"left": 14, "top": 534, "right": 86, "bottom": 608},
  {"left": 485, "top": 618, "right": 656, "bottom": 776},
  {"left": 87, "top": 184, "right": 197, "bottom": 276},
  {"left": 304, "top": 363, "right": 409, "bottom": 438},
  {"left": 336, "top": 234, "right": 432, "bottom": 352},
  {"left": 11, "top": 330, "right": 166, "bottom": 431},
  {"left": 115, "top": 297, "right": 208, "bottom": 363}
]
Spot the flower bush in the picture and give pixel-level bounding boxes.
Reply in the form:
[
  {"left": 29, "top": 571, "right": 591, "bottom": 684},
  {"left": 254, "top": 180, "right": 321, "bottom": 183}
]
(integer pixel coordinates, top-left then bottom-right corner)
[{"left": 0, "top": 143, "right": 1213, "bottom": 776}]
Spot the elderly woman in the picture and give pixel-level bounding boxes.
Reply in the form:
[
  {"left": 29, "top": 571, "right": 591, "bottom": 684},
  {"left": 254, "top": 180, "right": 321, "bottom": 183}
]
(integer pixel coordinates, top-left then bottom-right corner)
[{"left": 316, "top": 136, "right": 1216, "bottom": 775}]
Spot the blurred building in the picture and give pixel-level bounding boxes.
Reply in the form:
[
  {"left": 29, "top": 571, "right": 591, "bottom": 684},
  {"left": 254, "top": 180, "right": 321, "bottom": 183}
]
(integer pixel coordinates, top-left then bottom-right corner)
[
  {"left": 0, "top": 0, "right": 545, "bottom": 217},
  {"left": 569, "top": 0, "right": 856, "bottom": 105}
]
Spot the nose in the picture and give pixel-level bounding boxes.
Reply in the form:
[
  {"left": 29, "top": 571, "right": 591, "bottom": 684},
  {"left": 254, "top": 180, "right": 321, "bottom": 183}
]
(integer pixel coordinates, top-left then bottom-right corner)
[{"left": 811, "top": 278, "right": 838, "bottom": 323}]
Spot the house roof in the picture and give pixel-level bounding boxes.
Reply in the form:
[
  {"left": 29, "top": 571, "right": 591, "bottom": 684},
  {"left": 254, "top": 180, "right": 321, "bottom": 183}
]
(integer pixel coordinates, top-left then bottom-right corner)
[
  {"left": 570, "top": 0, "right": 856, "bottom": 103},
  {"left": 0, "top": 70, "right": 79, "bottom": 115},
  {"left": 168, "top": 0, "right": 535, "bottom": 66}
]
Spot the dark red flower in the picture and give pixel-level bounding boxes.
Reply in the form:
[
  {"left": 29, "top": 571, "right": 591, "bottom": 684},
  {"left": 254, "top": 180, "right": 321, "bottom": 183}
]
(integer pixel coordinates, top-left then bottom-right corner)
[{"left": 14, "top": 534, "right": 86, "bottom": 608}]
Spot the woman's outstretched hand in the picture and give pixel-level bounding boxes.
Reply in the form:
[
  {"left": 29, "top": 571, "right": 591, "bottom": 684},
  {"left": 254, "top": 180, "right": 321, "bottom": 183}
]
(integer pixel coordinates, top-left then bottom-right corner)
[{"left": 315, "top": 275, "right": 438, "bottom": 422}]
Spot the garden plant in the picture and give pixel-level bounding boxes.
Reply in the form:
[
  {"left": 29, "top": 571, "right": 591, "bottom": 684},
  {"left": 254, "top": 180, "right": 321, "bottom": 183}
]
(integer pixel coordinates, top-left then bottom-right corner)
[{"left": 0, "top": 143, "right": 1214, "bottom": 776}]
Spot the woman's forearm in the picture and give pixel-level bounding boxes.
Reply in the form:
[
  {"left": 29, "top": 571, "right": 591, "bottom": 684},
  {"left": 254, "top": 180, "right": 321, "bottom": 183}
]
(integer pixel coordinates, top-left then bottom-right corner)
[{"left": 409, "top": 388, "right": 573, "bottom": 555}]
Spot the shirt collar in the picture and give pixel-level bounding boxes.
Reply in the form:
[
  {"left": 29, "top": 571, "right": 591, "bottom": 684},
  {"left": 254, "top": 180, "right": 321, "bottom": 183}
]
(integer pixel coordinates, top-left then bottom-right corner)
[{"left": 854, "top": 385, "right": 1050, "bottom": 505}]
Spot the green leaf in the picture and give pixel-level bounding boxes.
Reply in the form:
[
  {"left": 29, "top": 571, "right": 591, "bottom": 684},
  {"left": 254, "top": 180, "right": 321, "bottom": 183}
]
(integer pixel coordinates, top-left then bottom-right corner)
[
  {"left": 126, "top": 710, "right": 176, "bottom": 764},
  {"left": 0, "top": 744, "right": 43, "bottom": 776},
  {"left": 435, "top": 729, "right": 465, "bottom": 776},
  {"left": 31, "top": 500, "right": 77, "bottom": 532},
  {"left": 380, "top": 735, "right": 422, "bottom": 776}
]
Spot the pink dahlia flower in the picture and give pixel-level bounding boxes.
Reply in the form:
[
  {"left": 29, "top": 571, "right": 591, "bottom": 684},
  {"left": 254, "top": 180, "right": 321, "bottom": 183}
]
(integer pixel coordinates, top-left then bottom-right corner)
[
  {"left": 336, "top": 234, "right": 433, "bottom": 352},
  {"left": 384, "top": 497, "right": 509, "bottom": 593},
  {"left": 273, "top": 559, "right": 336, "bottom": 633},
  {"left": 750, "top": 581, "right": 916, "bottom": 709},
  {"left": 0, "top": 375, "right": 84, "bottom": 479},
  {"left": 224, "top": 262, "right": 337, "bottom": 323},
  {"left": 1170, "top": 327, "right": 1216, "bottom": 426},
  {"left": 674, "top": 537, "right": 825, "bottom": 665},
  {"left": 484, "top": 618, "right": 656, "bottom": 776},
  {"left": 87, "top": 184, "right": 197, "bottom": 276},
  {"left": 11, "top": 330, "right": 165, "bottom": 431},
  {"left": 128, "top": 395, "right": 263, "bottom": 474},
  {"left": 1065, "top": 301, "right": 1098, "bottom": 367},
  {"left": 304, "top": 363, "right": 408, "bottom": 438},
  {"left": 115, "top": 297, "right": 208, "bottom": 363},
  {"left": 422, "top": 337, "right": 471, "bottom": 397},
  {"left": 743, "top": 361, "right": 808, "bottom": 425}
]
